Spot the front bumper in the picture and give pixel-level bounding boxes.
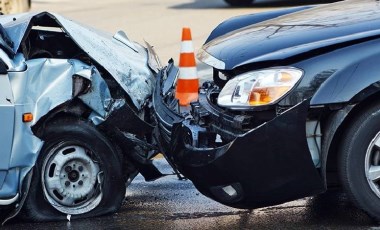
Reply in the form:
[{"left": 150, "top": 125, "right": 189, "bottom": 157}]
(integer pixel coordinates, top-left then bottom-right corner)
[{"left": 153, "top": 62, "right": 325, "bottom": 209}]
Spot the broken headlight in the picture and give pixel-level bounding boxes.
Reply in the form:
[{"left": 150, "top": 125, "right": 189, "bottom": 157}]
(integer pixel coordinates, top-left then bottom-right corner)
[{"left": 217, "top": 67, "right": 303, "bottom": 109}]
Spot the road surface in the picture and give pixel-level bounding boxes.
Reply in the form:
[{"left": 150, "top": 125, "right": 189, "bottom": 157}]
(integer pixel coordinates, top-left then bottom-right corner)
[{"left": 4, "top": 159, "right": 377, "bottom": 229}]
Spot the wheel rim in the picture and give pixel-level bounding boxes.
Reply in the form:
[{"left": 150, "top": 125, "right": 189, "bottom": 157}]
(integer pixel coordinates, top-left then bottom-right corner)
[
  {"left": 365, "top": 131, "right": 380, "bottom": 198},
  {"left": 42, "top": 143, "right": 103, "bottom": 215}
]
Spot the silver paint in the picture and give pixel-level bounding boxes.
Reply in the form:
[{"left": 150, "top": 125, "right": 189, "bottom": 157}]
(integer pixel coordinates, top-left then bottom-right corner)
[
  {"left": 77, "top": 66, "right": 112, "bottom": 118},
  {"left": 0, "top": 58, "right": 102, "bottom": 201},
  {"left": 0, "top": 11, "right": 155, "bottom": 212},
  {"left": 0, "top": 194, "right": 19, "bottom": 205},
  {"left": 52, "top": 12, "right": 155, "bottom": 110},
  {"left": 0, "top": 11, "right": 155, "bottom": 110}
]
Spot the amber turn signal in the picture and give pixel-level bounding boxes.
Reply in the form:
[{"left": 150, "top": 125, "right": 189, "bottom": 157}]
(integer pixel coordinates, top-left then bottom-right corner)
[{"left": 23, "top": 113, "right": 33, "bottom": 123}]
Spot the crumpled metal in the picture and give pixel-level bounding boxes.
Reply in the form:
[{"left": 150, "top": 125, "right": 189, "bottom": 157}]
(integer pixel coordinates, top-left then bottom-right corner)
[
  {"left": 3, "top": 58, "right": 95, "bottom": 199},
  {"left": 0, "top": 11, "right": 155, "bottom": 110},
  {"left": 0, "top": 11, "right": 157, "bottom": 219}
]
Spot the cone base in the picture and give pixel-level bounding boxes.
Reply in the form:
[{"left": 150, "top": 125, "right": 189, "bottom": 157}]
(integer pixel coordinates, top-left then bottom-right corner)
[{"left": 175, "top": 92, "right": 198, "bottom": 106}]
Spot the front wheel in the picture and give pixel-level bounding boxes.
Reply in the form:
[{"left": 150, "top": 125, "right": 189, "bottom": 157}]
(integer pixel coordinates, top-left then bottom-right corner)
[
  {"left": 224, "top": 0, "right": 254, "bottom": 7},
  {"left": 21, "top": 118, "right": 126, "bottom": 221},
  {"left": 339, "top": 102, "right": 380, "bottom": 220}
]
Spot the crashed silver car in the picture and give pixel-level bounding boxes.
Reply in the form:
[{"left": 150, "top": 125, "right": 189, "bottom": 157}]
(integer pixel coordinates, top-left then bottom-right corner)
[{"left": 0, "top": 12, "right": 162, "bottom": 223}]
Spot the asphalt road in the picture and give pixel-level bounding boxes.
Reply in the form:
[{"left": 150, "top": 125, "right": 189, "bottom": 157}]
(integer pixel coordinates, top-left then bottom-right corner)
[
  {"left": 5, "top": 0, "right": 378, "bottom": 229},
  {"left": 3, "top": 159, "right": 378, "bottom": 229}
]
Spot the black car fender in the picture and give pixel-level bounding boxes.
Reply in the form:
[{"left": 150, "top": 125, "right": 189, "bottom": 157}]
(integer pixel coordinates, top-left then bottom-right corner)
[
  {"left": 301, "top": 39, "right": 380, "bottom": 186},
  {"left": 309, "top": 39, "right": 380, "bottom": 105}
]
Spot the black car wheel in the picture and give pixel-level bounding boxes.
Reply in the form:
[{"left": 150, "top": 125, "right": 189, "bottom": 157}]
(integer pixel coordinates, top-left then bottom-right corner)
[
  {"left": 339, "top": 102, "right": 380, "bottom": 220},
  {"left": 224, "top": 0, "right": 254, "bottom": 7},
  {"left": 21, "top": 117, "right": 126, "bottom": 221}
]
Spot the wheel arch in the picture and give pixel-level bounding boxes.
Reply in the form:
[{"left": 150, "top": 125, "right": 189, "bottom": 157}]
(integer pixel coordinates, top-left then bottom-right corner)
[
  {"left": 323, "top": 90, "right": 380, "bottom": 187},
  {"left": 31, "top": 100, "right": 128, "bottom": 173},
  {"left": 31, "top": 99, "right": 93, "bottom": 140}
]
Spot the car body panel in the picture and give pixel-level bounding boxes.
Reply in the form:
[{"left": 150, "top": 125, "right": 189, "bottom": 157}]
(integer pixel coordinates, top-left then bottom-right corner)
[
  {"left": 277, "top": 38, "right": 380, "bottom": 106},
  {"left": 0, "top": 11, "right": 158, "bottom": 222},
  {"left": 153, "top": 64, "right": 325, "bottom": 208},
  {"left": 309, "top": 39, "right": 380, "bottom": 105},
  {"left": 0, "top": 12, "right": 154, "bottom": 110},
  {"left": 154, "top": 0, "right": 380, "bottom": 211},
  {"left": 1, "top": 58, "right": 97, "bottom": 200},
  {"left": 0, "top": 73, "right": 15, "bottom": 195},
  {"left": 204, "top": 5, "right": 314, "bottom": 44},
  {"left": 199, "top": 0, "right": 380, "bottom": 70},
  {"left": 171, "top": 100, "right": 325, "bottom": 208}
]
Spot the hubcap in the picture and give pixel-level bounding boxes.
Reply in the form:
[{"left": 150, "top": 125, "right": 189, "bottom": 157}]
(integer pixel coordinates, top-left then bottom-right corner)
[
  {"left": 365, "top": 132, "right": 380, "bottom": 198},
  {"left": 42, "top": 143, "right": 103, "bottom": 215}
]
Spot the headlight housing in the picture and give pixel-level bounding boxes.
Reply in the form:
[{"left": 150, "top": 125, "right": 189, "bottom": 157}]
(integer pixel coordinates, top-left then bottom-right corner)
[{"left": 217, "top": 68, "right": 303, "bottom": 109}]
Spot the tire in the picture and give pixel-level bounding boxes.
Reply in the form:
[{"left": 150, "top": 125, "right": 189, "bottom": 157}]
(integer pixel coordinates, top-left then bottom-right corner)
[
  {"left": 224, "top": 0, "right": 254, "bottom": 7},
  {"left": 339, "top": 102, "right": 380, "bottom": 220},
  {"left": 21, "top": 117, "right": 126, "bottom": 221}
]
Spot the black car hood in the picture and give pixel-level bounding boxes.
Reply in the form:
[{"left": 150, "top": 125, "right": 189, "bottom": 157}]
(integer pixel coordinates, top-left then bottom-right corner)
[{"left": 199, "top": 0, "right": 380, "bottom": 70}]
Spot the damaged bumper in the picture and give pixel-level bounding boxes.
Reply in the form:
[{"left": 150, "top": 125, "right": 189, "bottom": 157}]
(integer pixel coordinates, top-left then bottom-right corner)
[{"left": 154, "top": 62, "right": 325, "bottom": 208}]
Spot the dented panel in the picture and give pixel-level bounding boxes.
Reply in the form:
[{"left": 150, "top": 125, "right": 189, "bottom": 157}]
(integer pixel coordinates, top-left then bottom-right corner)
[
  {"left": 1, "top": 59, "right": 94, "bottom": 200},
  {"left": 0, "top": 12, "right": 154, "bottom": 110},
  {"left": 0, "top": 10, "right": 158, "bottom": 218},
  {"left": 0, "top": 9, "right": 160, "bottom": 223},
  {"left": 154, "top": 65, "right": 325, "bottom": 209},
  {"left": 76, "top": 68, "right": 112, "bottom": 118},
  {"left": 9, "top": 59, "right": 92, "bottom": 124}
]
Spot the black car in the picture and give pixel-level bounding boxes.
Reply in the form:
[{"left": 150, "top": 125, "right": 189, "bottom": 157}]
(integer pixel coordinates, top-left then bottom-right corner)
[
  {"left": 224, "top": 0, "right": 254, "bottom": 6},
  {"left": 154, "top": 0, "right": 380, "bottom": 221}
]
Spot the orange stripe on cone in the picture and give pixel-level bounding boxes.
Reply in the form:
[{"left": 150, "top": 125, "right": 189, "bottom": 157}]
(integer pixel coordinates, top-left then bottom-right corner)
[
  {"left": 182, "top": 27, "right": 192, "bottom": 41},
  {"left": 176, "top": 79, "right": 199, "bottom": 93},
  {"left": 175, "top": 27, "right": 199, "bottom": 106},
  {"left": 179, "top": 53, "right": 196, "bottom": 67}
]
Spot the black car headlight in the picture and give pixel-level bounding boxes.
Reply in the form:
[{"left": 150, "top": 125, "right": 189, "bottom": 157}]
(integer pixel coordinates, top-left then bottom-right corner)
[{"left": 217, "top": 67, "right": 303, "bottom": 109}]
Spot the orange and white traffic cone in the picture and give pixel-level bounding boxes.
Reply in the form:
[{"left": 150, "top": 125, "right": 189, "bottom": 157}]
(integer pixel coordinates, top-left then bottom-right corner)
[{"left": 175, "top": 27, "right": 199, "bottom": 106}]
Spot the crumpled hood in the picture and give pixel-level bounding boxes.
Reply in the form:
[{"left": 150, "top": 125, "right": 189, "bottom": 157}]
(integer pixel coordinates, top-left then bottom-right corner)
[
  {"left": 200, "top": 0, "right": 380, "bottom": 70},
  {"left": 0, "top": 12, "right": 154, "bottom": 110}
]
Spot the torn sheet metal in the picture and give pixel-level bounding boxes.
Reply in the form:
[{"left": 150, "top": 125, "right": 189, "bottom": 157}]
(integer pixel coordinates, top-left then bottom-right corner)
[
  {"left": 9, "top": 58, "right": 92, "bottom": 124},
  {"left": 0, "top": 10, "right": 160, "bottom": 224},
  {"left": 3, "top": 58, "right": 92, "bottom": 199},
  {"left": 0, "top": 12, "right": 155, "bottom": 110},
  {"left": 76, "top": 67, "right": 112, "bottom": 118},
  {"left": 0, "top": 50, "right": 26, "bottom": 72}
]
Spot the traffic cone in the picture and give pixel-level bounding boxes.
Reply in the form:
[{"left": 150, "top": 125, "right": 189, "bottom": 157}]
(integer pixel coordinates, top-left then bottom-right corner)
[{"left": 175, "top": 27, "right": 199, "bottom": 106}]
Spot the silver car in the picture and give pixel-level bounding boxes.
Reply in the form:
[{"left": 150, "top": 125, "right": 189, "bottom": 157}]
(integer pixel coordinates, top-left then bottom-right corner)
[{"left": 0, "top": 11, "right": 161, "bottom": 224}]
